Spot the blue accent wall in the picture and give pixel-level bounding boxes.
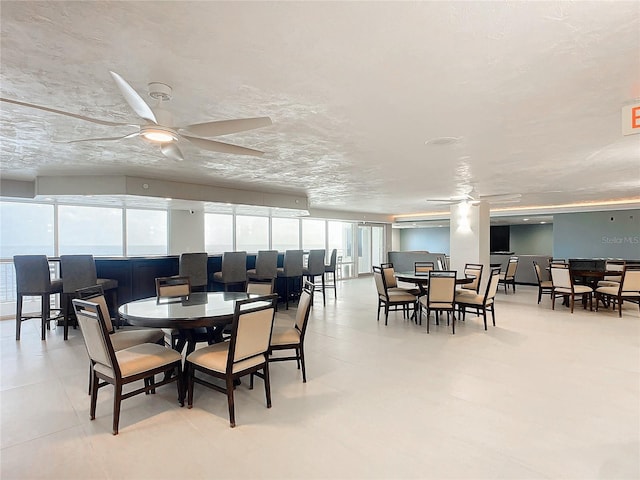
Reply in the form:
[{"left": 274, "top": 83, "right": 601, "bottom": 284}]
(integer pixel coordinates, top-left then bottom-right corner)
[
  {"left": 400, "top": 227, "right": 450, "bottom": 254},
  {"left": 553, "top": 209, "right": 639, "bottom": 259},
  {"left": 510, "top": 224, "right": 553, "bottom": 255}
]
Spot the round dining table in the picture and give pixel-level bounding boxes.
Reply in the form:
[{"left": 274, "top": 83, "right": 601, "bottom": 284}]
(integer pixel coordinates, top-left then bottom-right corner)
[{"left": 394, "top": 271, "right": 474, "bottom": 295}]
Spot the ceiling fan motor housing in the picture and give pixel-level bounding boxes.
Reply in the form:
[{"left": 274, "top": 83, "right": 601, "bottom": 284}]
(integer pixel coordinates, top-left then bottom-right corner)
[{"left": 148, "top": 82, "right": 172, "bottom": 101}]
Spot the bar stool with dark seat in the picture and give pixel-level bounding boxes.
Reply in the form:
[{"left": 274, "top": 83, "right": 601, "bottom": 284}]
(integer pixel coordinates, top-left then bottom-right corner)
[
  {"left": 14, "top": 255, "right": 63, "bottom": 341},
  {"left": 179, "top": 252, "right": 209, "bottom": 292},
  {"left": 212, "top": 251, "right": 247, "bottom": 292},
  {"left": 246, "top": 250, "right": 278, "bottom": 279},
  {"left": 60, "top": 255, "right": 118, "bottom": 340},
  {"left": 303, "top": 249, "right": 326, "bottom": 305},
  {"left": 277, "top": 249, "right": 304, "bottom": 309},
  {"left": 324, "top": 249, "right": 338, "bottom": 299}
]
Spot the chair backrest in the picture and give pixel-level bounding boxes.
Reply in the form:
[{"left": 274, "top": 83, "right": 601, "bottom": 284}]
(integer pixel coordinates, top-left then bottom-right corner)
[
  {"left": 427, "top": 271, "right": 456, "bottom": 306},
  {"left": 327, "top": 249, "right": 337, "bottom": 270},
  {"left": 414, "top": 261, "right": 434, "bottom": 275},
  {"left": 436, "top": 258, "right": 445, "bottom": 271},
  {"left": 294, "top": 281, "right": 315, "bottom": 335},
  {"left": 155, "top": 276, "right": 191, "bottom": 298},
  {"left": 254, "top": 250, "right": 279, "bottom": 278},
  {"left": 227, "top": 295, "right": 277, "bottom": 372},
  {"left": 60, "top": 254, "right": 98, "bottom": 293},
  {"left": 603, "top": 260, "right": 625, "bottom": 283},
  {"left": 72, "top": 298, "right": 119, "bottom": 378},
  {"left": 550, "top": 266, "right": 572, "bottom": 289},
  {"left": 533, "top": 261, "right": 548, "bottom": 284},
  {"left": 621, "top": 265, "right": 640, "bottom": 293},
  {"left": 179, "top": 252, "right": 208, "bottom": 289},
  {"left": 306, "top": 249, "right": 326, "bottom": 276},
  {"left": 483, "top": 267, "right": 502, "bottom": 303},
  {"left": 13, "top": 255, "right": 54, "bottom": 293},
  {"left": 372, "top": 266, "right": 387, "bottom": 298},
  {"left": 504, "top": 257, "right": 518, "bottom": 278},
  {"left": 462, "top": 263, "right": 483, "bottom": 292},
  {"left": 221, "top": 251, "right": 248, "bottom": 283},
  {"left": 381, "top": 265, "right": 398, "bottom": 288},
  {"left": 246, "top": 274, "right": 275, "bottom": 295},
  {"left": 76, "top": 285, "right": 114, "bottom": 333},
  {"left": 282, "top": 250, "right": 304, "bottom": 276}
]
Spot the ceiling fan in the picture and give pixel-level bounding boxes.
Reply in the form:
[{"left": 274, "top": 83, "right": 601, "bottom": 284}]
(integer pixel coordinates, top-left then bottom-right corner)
[
  {"left": 0, "top": 71, "right": 272, "bottom": 161},
  {"left": 426, "top": 187, "right": 521, "bottom": 206}
]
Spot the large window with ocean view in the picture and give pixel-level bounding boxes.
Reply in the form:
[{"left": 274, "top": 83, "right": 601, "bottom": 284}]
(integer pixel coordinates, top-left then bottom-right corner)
[
  {"left": 58, "top": 205, "right": 123, "bottom": 256},
  {"left": 205, "top": 213, "right": 233, "bottom": 253},
  {"left": 236, "top": 215, "right": 269, "bottom": 252},
  {"left": 302, "top": 219, "right": 326, "bottom": 251},
  {"left": 272, "top": 218, "right": 300, "bottom": 251},
  {"left": 0, "top": 202, "right": 55, "bottom": 258},
  {"left": 126, "top": 209, "right": 167, "bottom": 256}
]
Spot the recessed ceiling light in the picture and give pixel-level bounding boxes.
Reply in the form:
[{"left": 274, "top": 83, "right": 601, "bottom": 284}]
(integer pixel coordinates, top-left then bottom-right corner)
[
  {"left": 425, "top": 136, "right": 461, "bottom": 146},
  {"left": 523, "top": 218, "right": 530, "bottom": 221},
  {"left": 540, "top": 221, "right": 547, "bottom": 224}
]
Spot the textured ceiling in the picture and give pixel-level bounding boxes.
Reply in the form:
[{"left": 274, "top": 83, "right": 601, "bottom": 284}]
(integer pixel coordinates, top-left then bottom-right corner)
[{"left": 1, "top": 1, "right": 639, "bottom": 218}]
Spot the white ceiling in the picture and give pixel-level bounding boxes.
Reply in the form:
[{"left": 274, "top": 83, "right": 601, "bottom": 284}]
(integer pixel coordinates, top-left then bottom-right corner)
[{"left": 1, "top": 1, "right": 639, "bottom": 220}]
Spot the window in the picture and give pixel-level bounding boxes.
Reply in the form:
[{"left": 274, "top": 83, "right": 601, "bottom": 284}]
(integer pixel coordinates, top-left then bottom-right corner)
[
  {"left": 302, "top": 219, "right": 326, "bottom": 251},
  {"left": 58, "top": 205, "right": 123, "bottom": 256},
  {"left": 126, "top": 209, "right": 167, "bottom": 255},
  {"left": 272, "top": 218, "right": 299, "bottom": 251},
  {"left": 205, "top": 213, "right": 233, "bottom": 253},
  {"left": 0, "top": 202, "right": 55, "bottom": 258},
  {"left": 235, "top": 215, "right": 269, "bottom": 252}
]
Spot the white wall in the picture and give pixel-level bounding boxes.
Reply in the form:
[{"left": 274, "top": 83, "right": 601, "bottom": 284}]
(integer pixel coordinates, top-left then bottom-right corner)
[{"left": 168, "top": 209, "right": 205, "bottom": 254}]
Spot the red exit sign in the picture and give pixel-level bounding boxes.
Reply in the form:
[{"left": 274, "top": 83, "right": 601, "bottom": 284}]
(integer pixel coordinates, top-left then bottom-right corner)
[{"left": 622, "top": 102, "right": 640, "bottom": 135}]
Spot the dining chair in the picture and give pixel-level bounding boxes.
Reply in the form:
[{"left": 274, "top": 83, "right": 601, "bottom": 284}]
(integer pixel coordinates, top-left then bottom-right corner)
[
  {"left": 550, "top": 266, "right": 593, "bottom": 313},
  {"left": 302, "top": 249, "right": 326, "bottom": 305},
  {"left": 455, "top": 267, "right": 501, "bottom": 330},
  {"left": 246, "top": 250, "right": 279, "bottom": 279},
  {"left": 155, "top": 275, "right": 195, "bottom": 351},
  {"left": 498, "top": 256, "right": 518, "bottom": 294},
  {"left": 246, "top": 274, "right": 276, "bottom": 295},
  {"left": 60, "top": 254, "right": 119, "bottom": 340},
  {"left": 597, "top": 260, "right": 625, "bottom": 288},
  {"left": 213, "top": 251, "right": 248, "bottom": 292},
  {"left": 595, "top": 265, "right": 640, "bottom": 317},
  {"left": 323, "top": 249, "right": 338, "bottom": 299},
  {"left": 277, "top": 249, "right": 304, "bottom": 309},
  {"left": 414, "top": 261, "right": 434, "bottom": 275},
  {"left": 72, "top": 298, "right": 183, "bottom": 435},
  {"left": 263, "top": 281, "right": 314, "bottom": 382},
  {"left": 419, "top": 271, "right": 457, "bottom": 333},
  {"left": 533, "top": 260, "right": 553, "bottom": 304},
  {"left": 185, "top": 294, "right": 278, "bottom": 428},
  {"left": 179, "top": 252, "right": 209, "bottom": 292},
  {"left": 76, "top": 285, "right": 165, "bottom": 394},
  {"left": 381, "top": 263, "right": 420, "bottom": 296},
  {"left": 13, "top": 255, "right": 64, "bottom": 341},
  {"left": 373, "top": 266, "right": 417, "bottom": 326},
  {"left": 459, "top": 263, "right": 483, "bottom": 294}
]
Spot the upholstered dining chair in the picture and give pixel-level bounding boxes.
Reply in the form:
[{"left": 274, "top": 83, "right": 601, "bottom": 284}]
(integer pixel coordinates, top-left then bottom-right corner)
[
  {"left": 414, "top": 261, "right": 434, "bottom": 275},
  {"left": 373, "top": 266, "right": 417, "bottom": 325},
  {"left": 155, "top": 275, "right": 193, "bottom": 351},
  {"left": 246, "top": 250, "right": 279, "bottom": 279},
  {"left": 277, "top": 249, "right": 304, "bottom": 309},
  {"left": 595, "top": 265, "right": 640, "bottom": 317},
  {"left": 213, "top": 251, "right": 248, "bottom": 292},
  {"left": 597, "top": 260, "right": 626, "bottom": 288},
  {"left": 498, "top": 256, "right": 519, "bottom": 293},
  {"left": 459, "top": 263, "right": 483, "bottom": 294},
  {"left": 13, "top": 255, "right": 63, "bottom": 341},
  {"left": 246, "top": 274, "right": 276, "bottom": 296},
  {"left": 179, "top": 252, "right": 209, "bottom": 292},
  {"left": 72, "top": 298, "right": 183, "bottom": 435},
  {"left": 302, "top": 249, "right": 326, "bottom": 305},
  {"left": 381, "top": 262, "right": 420, "bottom": 296},
  {"left": 185, "top": 294, "right": 278, "bottom": 428},
  {"left": 455, "top": 267, "right": 501, "bottom": 330},
  {"left": 76, "top": 285, "right": 164, "bottom": 394},
  {"left": 550, "top": 265, "right": 593, "bottom": 313},
  {"left": 533, "top": 260, "right": 553, "bottom": 304},
  {"left": 419, "top": 271, "right": 457, "bottom": 334},
  {"left": 264, "top": 281, "right": 314, "bottom": 382}
]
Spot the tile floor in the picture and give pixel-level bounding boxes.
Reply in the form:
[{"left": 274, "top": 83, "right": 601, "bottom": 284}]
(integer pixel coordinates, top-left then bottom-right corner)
[{"left": 1, "top": 278, "right": 639, "bottom": 479}]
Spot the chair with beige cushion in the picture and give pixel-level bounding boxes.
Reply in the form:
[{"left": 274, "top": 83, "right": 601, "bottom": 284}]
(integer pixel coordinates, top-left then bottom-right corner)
[
  {"left": 550, "top": 266, "right": 593, "bottom": 313},
  {"left": 155, "top": 276, "right": 199, "bottom": 352},
  {"left": 533, "top": 260, "right": 553, "bottom": 304},
  {"left": 459, "top": 263, "right": 483, "bottom": 294},
  {"left": 76, "top": 285, "right": 165, "bottom": 394},
  {"left": 419, "top": 271, "right": 457, "bottom": 334},
  {"left": 185, "top": 294, "right": 278, "bottom": 428},
  {"left": 597, "top": 260, "right": 625, "bottom": 288},
  {"left": 455, "top": 267, "right": 501, "bottom": 330},
  {"left": 595, "top": 265, "right": 640, "bottom": 317},
  {"left": 498, "top": 256, "right": 518, "bottom": 294},
  {"left": 382, "top": 263, "right": 420, "bottom": 296},
  {"left": 373, "top": 265, "right": 417, "bottom": 326},
  {"left": 266, "top": 281, "right": 314, "bottom": 382},
  {"left": 13, "top": 255, "right": 63, "bottom": 341},
  {"left": 246, "top": 274, "right": 276, "bottom": 296},
  {"left": 72, "top": 298, "right": 183, "bottom": 435}
]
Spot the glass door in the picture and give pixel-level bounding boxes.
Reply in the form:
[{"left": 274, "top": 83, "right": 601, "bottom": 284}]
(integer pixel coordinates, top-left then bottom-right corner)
[{"left": 357, "top": 225, "right": 385, "bottom": 275}]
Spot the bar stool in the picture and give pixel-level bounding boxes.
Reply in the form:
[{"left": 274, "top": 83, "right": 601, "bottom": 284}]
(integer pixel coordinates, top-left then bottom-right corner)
[
  {"left": 60, "top": 255, "right": 118, "bottom": 340},
  {"left": 246, "top": 250, "right": 278, "bottom": 279},
  {"left": 14, "top": 255, "right": 63, "bottom": 341},
  {"left": 179, "top": 252, "right": 209, "bottom": 292},
  {"left": 324, "top": 249, "right": 338, "bottom": 299},
  {"left": 213, "top": 251, "right": 248, "bottom": 292},
  {"left": 303, "top": 249, "right": 326, "bottom": 305},
  {"left": 277, "top": 249, "right": 304, "bottom": 309}
]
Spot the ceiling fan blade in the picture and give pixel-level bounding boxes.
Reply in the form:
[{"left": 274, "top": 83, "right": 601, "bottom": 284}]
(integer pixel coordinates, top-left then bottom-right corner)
[
  {"left": 425, "top": 199, "right": 459, "bottom": 204},
  {"left": 109, "top": 71, "right": 157, "bottom": 124},
  {"left": 161, "top": 143, "right": 184, "bottom": 161},
  {"left": 181, "top": 134, "right": 265, "bottom": 157},
  {"left": 0, "top": 97, "right": 135, "bottom": 127},
  {"left": 180, "top": 117, "right": 272, "bottom": 137},
  {"left": 478, "top": 193, "right": 522, "bottom": 202},
  {"left": 52, "top": 132, "right": 140, "bottom": 144}
]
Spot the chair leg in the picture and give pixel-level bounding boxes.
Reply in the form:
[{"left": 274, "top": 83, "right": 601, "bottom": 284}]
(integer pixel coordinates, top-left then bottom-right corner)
[
  {"left": 90, "top": 371, "right": 99, "bottom": 420},
  {"left": 299, "top": 346, "right": 307, "bottom": 383},
  {"left": 187, "top": 364, "right": 195, "bottom": 408},
  {"left": 176, "top": 364, "right": 184, "bottom": 407},
  {"left": 226, "top": 377, "right": 236, "bottom": 428},
  {"left": 15, "top": 293, "right": 23, "bottom": 341},
  {"left": 112, "top": 383, "right": 122, "bottom": 435},
  {"left": 321, "top": 275, "right": 326, "bottom": 306},
  {"left": 264, "top": 363, "right": 272, "bottom": 408}
]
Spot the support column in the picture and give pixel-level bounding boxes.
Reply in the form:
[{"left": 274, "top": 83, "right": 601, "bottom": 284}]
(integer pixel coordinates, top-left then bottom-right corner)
[{"left": 449, "top": 201, "right": 490, "bottom": 288}]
